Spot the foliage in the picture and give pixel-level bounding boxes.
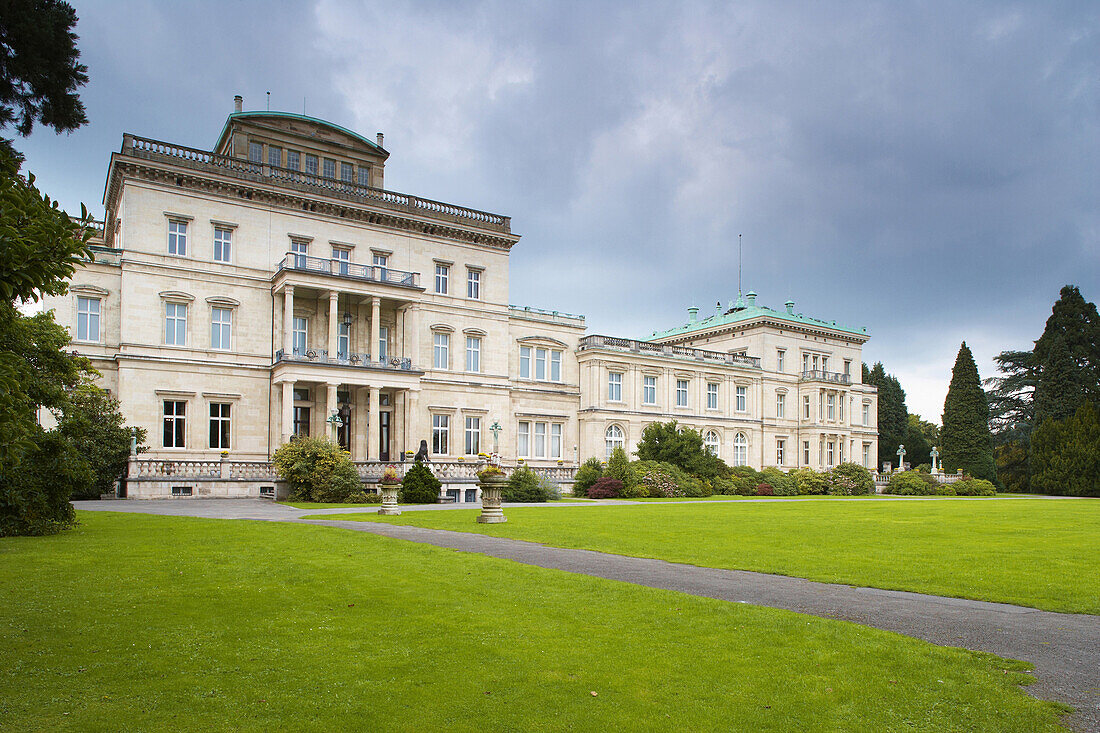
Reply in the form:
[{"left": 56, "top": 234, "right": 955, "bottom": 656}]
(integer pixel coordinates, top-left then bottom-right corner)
[
  {"left": 476, "top": 465, "right": 504, "bottom": 481},
  {"left": 885, "top": 470, "right": 939, "bottom": 496},
  {"left": 1031, "top": 285, "right": 1100, "bottom": 420},
  {"left": 502, "top": 466, "right": 555, "bottom": 503},
  {"left": 827, "top": 463, "right": 876, "bottom": 495},
  {"left": 760, "top": 467, "right": 797, "bottom": 496},
  {"left": 934, "top": 484, "right": 957, "bottom": 496},
  {"left": 346, "top": 489, "right": 380, "bottom": 504},
  {"left": 1033, "top": 334, "right": 1080, "bottom": 425},
  {"left": 537, "top": 475, "right": 562, "bottom": 501},
  {"left": 606, "top": 446, "right": 640, "bottom": 497},
  {"left": 904, "top": 414, "right": 935, "bottom": 468},
  {"left": 0, "top": 428, "right": 85, "bottom": 536},
  {"left": 587, "top": 477, "right": 622, "bottom": 499},
  {"left": 632, "top": 460, "right": 705, "bottom": 497},
  {"left": 951, "top": 478, "right": 997, "bottom": 497},
  {"left": 993, "top": 440, "right": 1030, "bottom": 493},
  {"left": 400, "top": 462, "right": 441, "bottom": 504},
  {"left": 755, "top": 483, "right": 774, "bottom": 496},
  {"left": 572, "top": 457, "right": 603, "bottom": 497},
  {"left": 635, "top": 420, "right": 728, "bottom": 480},
  {"left": 864, "top": 362, "right": 908, "bottom": 470},
  {"left": 1029, "top": 402, "right": 1100, "bottom": 497},
  {"left": 986, "top": 349, "right": 1036, "bottom": 439},
  {"left": 789, "top": 468, "right": 829, "bottom": 495},
  {"left": 718, "top": 465, "right": 763, "bottom": 496},
  {"left": 381, "top": 465, "right": 399, "bottom": 482},
  {"left": 58, "top": 383, "right": 146, "bottom": 499},
  {"left": 941, "top": 342, "right": 997, "bottom": 482},
  {"left": 272, "top": 437, "right": 361, "bottom": 503}
]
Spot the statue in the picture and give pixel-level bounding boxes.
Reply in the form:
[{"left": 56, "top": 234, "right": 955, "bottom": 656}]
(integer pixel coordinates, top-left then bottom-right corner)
[{"left": 414, "top": 439, "right": 430, "bottom": 463}]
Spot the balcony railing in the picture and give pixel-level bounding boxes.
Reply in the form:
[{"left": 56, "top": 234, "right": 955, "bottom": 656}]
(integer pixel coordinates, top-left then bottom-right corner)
[
  {"left": 579, "top": 335, "right": 762, "bottom": 368},
  {"left": 275, "top": 348, "right": 416, "bottom": 372},
  {"left": 801, "top": 370, "right": 852, "bottom": 385},
  {"left": 124, "top": 135, "right": 511, "bottom": 233},
  {"left": 278, "top": 253, "right": 420, "bottom": 288}
]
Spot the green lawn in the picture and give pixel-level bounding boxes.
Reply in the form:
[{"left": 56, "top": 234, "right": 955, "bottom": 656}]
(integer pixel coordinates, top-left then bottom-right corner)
[
  {"left": 307, "top": 498, "right": 1100, "bottom": 614},
  {"left": 0, "top": 512, "right": 1067, "bottom": 732}
]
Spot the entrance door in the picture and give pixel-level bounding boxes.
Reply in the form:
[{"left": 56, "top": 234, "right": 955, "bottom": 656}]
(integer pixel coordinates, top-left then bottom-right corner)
[{"left": 379, "top": 411, "right": 391, "bottom": 461}]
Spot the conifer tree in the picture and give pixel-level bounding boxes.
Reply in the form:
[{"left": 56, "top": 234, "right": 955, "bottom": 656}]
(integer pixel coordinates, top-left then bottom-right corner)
[
  {"left": 865, "top": 362, "right": 908, "bottom": 469},
  {"left": 941, "top": 342, "right": 996, "bottom": 481},
  {"left": 1029, "top": 402, "right": 1100, "bottom": 497},
  {"left": 1033, "top": 285, "right": 1100, "bottom": 416},
  {"left": 1033, "top": 335, "right": 1080, "bottom": 425}
]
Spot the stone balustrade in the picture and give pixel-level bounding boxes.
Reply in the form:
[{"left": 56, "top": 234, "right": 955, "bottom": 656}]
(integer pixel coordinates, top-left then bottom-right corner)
[{"left": 579, "top": 335, "right": 762, "bottom": 369}]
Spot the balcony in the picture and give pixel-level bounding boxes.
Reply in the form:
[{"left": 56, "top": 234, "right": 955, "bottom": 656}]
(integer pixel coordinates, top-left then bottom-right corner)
[
  {"left": 801, "top": 370, "right": 852, "bottom": 385},
  {"left": 278, "top": 253, "right": 421, "bottom": 289},
  {"left": 275, "top": 348, "right": 418, "bottom": 372},
  {"left": 579, "top": 335, "right": 762, "bottom": 369},
  {"left": 123, "top": 135, "right": 511, "bottom": 233}
]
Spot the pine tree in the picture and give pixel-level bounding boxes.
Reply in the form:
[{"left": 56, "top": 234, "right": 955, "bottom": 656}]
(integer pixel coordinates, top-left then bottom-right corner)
[
  {"left": 865, "top": 362, "right": 908, "bottom": 470},
  {"left": 941, "top": 342, "right": 997, "bottom": 481},
  {"left": 1033, "top": 285, "right": 1100, "bottom": 415},
  {"left": 1033, "top": 335, "right": 1080, "bottom": 424}
]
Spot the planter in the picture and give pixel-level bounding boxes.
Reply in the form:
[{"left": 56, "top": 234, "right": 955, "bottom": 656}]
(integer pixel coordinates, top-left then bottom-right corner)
[
  {"left": 477, "top": 475, "right": 507, "bottom": 523},
  {"left": 378, "top": 481, "right": 401, "bottom": 516}
]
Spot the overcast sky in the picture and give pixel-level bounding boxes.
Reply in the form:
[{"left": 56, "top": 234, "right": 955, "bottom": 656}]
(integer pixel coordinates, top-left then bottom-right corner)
[{"left": 17, "top": 0, "right": 1099, "bottom": 422}]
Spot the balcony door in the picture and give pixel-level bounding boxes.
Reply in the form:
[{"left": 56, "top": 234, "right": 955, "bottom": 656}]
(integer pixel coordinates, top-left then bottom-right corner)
[{"left": 379, "top": 411, "right": 391, "bottom": 461}]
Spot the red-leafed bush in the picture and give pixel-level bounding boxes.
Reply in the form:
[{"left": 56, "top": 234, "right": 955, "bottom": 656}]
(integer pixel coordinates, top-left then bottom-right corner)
[
  {"left": 755, "top": 483, "right": 774, "bottom": 496},
  {"left": 587, "top": 477, "right": 623, "bottom": 499}
]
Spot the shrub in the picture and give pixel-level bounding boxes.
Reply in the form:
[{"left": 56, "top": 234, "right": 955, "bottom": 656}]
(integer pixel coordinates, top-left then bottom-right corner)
[
  {"left": 537, "top": 474, "right": 562, "bottom": 501},
  {"left": 346, "top": 489, "right": 381, "bottom": 504},
  {"left": 761, "top": 467, "right": 797, "bottom": 496},
  {"left": 573, "top": 457, "right": 604, "bottom": 497},
  {"left": 755, "top": 483, "right": 774, "bottom": 496},
  {"left": 636, "top": 420, "right": 728, "bottom": 480},
  {"left": 724, "top": 465, "right": 763, "bottom": 496},
  {"left": 58, "top": 384, "right": 147, "bottom": 499},
  {"left": 502, "top": 466, "right": 554, "bottom": 502},
  {"left": 885, "top": 470, "right": 939, "bottom": 496},
  {"left": 606, "top": 447, "right": 638, "bottom": 495},
  {"left": 934, "top": 484, "right": 957, "bottom": 496},
  {"left": 952, "top": 478, "right": 997, "bottom": 497},
  {"left": 916, "top": 463, "right": 932, "bottom": 474},
  {"left": 587, "top": 477, "right": 623, "bottom": 499},
  {"left": 790, "top": 468, "right": 829, "bottom": 495},
  {"left": 827, "top": 463, "right": 876, "bottom": 496},
  {"left": 0, "top": 430, "right": 85, "bottom": 537},
  {"left": 272, "top": 437, "right": 361, "bottom": 503},
  {"left": 400, "top": 462, "right": 442, "bottom": 504},
  {"left": 632, "top": 461, "right": 686, "bottom": 498}
]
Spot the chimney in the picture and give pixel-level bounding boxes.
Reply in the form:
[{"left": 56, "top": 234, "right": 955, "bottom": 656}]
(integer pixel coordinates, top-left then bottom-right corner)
[
  {"left": 687, "top": 306, "right": 699, "bottom": 323},
  {"left": 234, "top": 95, "right": 243, "bottom": 113},
  {"left": 785, "top": 300, "right": 795, "bottom": 315},
  {"left": 376, "top": 132, "right": 384, "bottom": 148},
  {"left": 746, "top": 291, "right": 757, "bottom": 307}
]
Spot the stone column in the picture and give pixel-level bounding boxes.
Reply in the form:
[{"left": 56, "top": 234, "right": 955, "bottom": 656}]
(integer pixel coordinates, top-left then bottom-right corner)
[
  {"left": 407, "top": 303, "right": 421, "bottom": 367},
  {"left": 367, "top": 385, "right": 380, "bottom": 461},
  {"left": 406, "top": 389, "right": 421, "bottom": 453},
  {"left": 394, "top": 391, "right": 406, "bottom": 457},
  {"left": 370, "top": 297, "right": 381, "bottom": 364},
  {"left": 283, "top": 285, "right": 294, "bottom": 355},
  {"left": 353, "top": 386, "right": 368, "bottom": 459},
  {"left": 280, "top": 380, "right": 294, "bottom": 445},
  {"left": 327, "top": 291, "right": 339, "bottom": 358},
  {"left": 326, "top": 382, "right": 339, "bottom": 442}
]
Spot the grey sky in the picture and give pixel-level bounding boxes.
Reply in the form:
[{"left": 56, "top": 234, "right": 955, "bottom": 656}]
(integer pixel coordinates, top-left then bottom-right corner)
[{"left": 18, "top": 0, "right": 1100, "bottom": 422}]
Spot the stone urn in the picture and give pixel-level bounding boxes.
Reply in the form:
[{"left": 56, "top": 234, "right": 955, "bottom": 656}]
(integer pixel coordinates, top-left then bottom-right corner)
[
  {"left": 378, "top": 479, "right": 401, "bottom": 516},
  {"left": 476, "top": 473, "right": 507, "bottom": 524}
]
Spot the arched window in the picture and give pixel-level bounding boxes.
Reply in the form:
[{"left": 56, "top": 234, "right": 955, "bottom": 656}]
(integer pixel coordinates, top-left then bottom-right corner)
[
  {"left": 605, "top": 424, "right": 624, "bottom": 458},
  {"left": 704, "top": 430, "right": 720, "bottom": 457},
  {"left": 733, "top": 432, "right": 748, "bottom": 466}
]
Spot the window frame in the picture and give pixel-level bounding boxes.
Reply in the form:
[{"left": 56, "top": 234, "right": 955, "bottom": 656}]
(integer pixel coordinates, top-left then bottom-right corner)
[
  {"left": 165, "top": 301, "right": 188, "bottom": 346},
  {"left": 167, "top": 219, "right": 188, "bottom": 256},
  {"left": 776, "top": 392, "right": 786, "bottom": 418},
  {"left": 704, "top": 430, "right": 720, "bottom": 456},
  {"left": 676, "top": 379, "right": 689, "bottom": 408},
  {"left": 209, "top": 402, "right": 231, "bottom": 450},
  {"left": 163, "top": 400, "right": 186, "bottom": 448},
  {"left": 210, "top": 306, "right": 232, "bottom": 350},
  {"left": 643, "top": 375, "right": 657, "bottom": 405},
  {"left": 464, "top": 416, "right": 481, "bottom": 456},
  {"left": 607, "top": 371, "right": 623, "bottom": 402},
  {"left": 777, "top": 438, "right": 786, "bottom": 465},
  {"left": 432, "top": 414, "right": 450, "bottom": 455},
  {"left": 433, "top": 332, "right": 450, "bottom": 370},
  {"left": 733, "top": 432, "right": 748, "bottom": 466},
  {"left": 466, "top": 268, "right": 481, "bottom": 299},
  {"left": 292, "top": 317, "right": 308, "bottom": 355},
  {"left": 213, "top": 226, "right": 232, "bottom": 263},
  {"left": 465, "top": 336, "right": 481, "bottom": 373},
  {"left": 76, "top": 295, "right": 101, "bottom": 342},
  {"left": 605, "top": 424, "right": 624, "bottom": 458},
  {"left": 735, "top": 385, "right": 747, "bottom": 412},
  {"left": 434, "top": 264, "right": 449, "bottom": 294},
  {"left": 706, "top": 382, "right": 719, "bottom": 410}
]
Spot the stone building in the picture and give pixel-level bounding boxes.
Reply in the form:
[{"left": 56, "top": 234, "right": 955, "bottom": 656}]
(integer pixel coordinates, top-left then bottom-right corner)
[{"left": 47, "top": 100, "right": 877, "bottom": 497}]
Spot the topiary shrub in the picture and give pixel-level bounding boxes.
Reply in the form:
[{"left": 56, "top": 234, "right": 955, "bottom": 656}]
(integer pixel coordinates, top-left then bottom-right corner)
[
  {"left": 761, "top": 467, "right": 797, "bottom": 496},
  {"left": 827, "top": 462, "right": 876, "bottom": 496},
  {"left": 503, "top": 466, "right": 554, "bottom": 502},
  {"left": 573, "top": 457, "right": 604, "bottom": 497},
  {"left": 790, "top": 468, "right": 829, "bottom": 495},
  {"left": 587, "top": 477, "right": 622, "bottom": 499},
  {"left": 400, "top": 462, "right": 442, "bottom": 504},
  {"left": 952, "top": 477, "right": 997, "bottom": 497},
  {"left": 755, "top": 483, "right": 774, "bottom": 496},
  {"left": 885, "top": 470, "right": 938, "bottom": 496},
  {"left": 272, "top": 436, "right": 361, "bottom": 502}
]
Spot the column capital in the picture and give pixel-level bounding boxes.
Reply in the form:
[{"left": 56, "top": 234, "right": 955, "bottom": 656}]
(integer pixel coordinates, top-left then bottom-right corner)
[{"left": 328, "top": 290, "right": 339, "bottom": 302}]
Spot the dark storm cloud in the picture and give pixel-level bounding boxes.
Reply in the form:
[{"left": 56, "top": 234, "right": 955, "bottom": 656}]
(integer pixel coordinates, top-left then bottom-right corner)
[{"left": 19, "top": 0, "right": 1099, "bottom": 419}]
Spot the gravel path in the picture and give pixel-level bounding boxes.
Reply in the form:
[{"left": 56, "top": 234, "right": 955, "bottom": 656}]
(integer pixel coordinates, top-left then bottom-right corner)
[{"left": 77, "top": 498, "right": 1100, "bottom": 731}]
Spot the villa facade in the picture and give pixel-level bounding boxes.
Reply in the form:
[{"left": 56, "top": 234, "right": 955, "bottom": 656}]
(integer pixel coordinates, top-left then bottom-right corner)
[{"left": 47, "top": 99, "right": 878, "bottom": 496}]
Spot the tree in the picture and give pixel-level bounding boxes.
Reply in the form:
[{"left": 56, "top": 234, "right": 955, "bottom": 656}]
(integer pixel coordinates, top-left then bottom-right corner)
[
  {"left": 904, "top": 414, "right": 935, "bottom": 468},
  {"left": 1029, "top": 403, "right": 1100, "bottom": 497},
  {"left": 941, "top": 342, "right": 996, "bottom": 481},
  {"left": 864, "top": 362, "right": 908, "bottom": 470},
  {"left": 58, "top": 383, "right": 147, "bottom": 499},
  {"left": 1032, "top": 285, "right": 1100, "bottom": 410},
  {"left": 985, "top": 349, "right": 1036, "bottom": 439},
  {"left": 635, "top": 420, "right": 726, "bottom": 479},
  {"left": 272, "top": 437, "right": 361, "bottom": 502}
]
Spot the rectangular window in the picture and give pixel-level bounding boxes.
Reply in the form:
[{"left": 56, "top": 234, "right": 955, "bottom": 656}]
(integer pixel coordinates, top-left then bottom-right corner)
[
  {"left": 433, "top": 333, "right": 449, "bottom": 369},
  {"left": 839, "top": 441, "right": 845, "bottom": 463},
  {"left": 517, "top": 421, "right": 530, "bottom": 457},
  {"left": 839, "top": 396, "right": 844, "bottom": 422},
  {"left": 777, "top": 439, "right": 786, "bottom": 466},
  {"left": 290, "top": 240, "right": 308, "bottom": 268},
  {"left": 534, "top": 422, "right": 547, "bottom": 458},
  {"left": 209, "top": 403, "right": 231, "bottom": 449},
  {"left": 210, "top": 307, "right": 232, "bottom": 350},
  {"left": 827, "top": 441, "right": 835, "bottom": 466},
  {"left": 707, "top": 383, "right": 718, "bottom": 410},
  {"left": 802, "top": 353, "right": 809, "bottom": 372},
  {"left": 372, "top": 253, "right": 388, "bottom": 276},
  {"left": 304, "top": 154, "right": 319, "bottom": 176},
  {"left": 676, "top": 380, "right": 689, "bottom": 407},
  {"left": 777, "top": 349, "right": 785, "bottom": 372},
  {"left": 434, "top": 264, "right": 449, "bottom": 294},
  {"left": 293, "top": 406, "right": 310, "bottom": 437},
  {"left": 378, "top": 326, "right": 389, "bottom": 362},
  {"left": 803, "top": 441, "right": 811, "bottom": 465},
  {"left": 287, "top": 150, "right": 300, "bottom": 171},
  {"left": 292, "top": 317, "right": 307, "bottom": 354},
  {"left": 519, "top": 346, "right": 531, "bottom": 378},
  {"left": 337, "top": 322, "right": 351, "bottom": 360},
  {"left": 331, "top": 247, "right": 350, "bottom": 275},
  {"left": 466, "top": 336, "right": 481, "bottom": 372},
  {"left": 213, "top": 227, "right": 232, "bottom": 263},
  {"left": 804, "top": 395, "right": 811, "bottom": 419},
  {"left": 464, "top": 416, "right": 480, "bottom": 455},
  {"left": 340, "top": 162, "right": 354, "bottom": 182},
  {"left": 551, "top": 424, "right": 562, "bottom": 459},
  {"left": 643, "top": 376, "right": 656, "bottom": 405},
  {"left": 165, "top": 302, "right": 187, "bottom": 346},
  {"left": 863, "top": 403, "right": 871, "bottom": 426},
  {"left": 357, "top": 166, "right": 370, "bottom": 187},
  {"left": 863, "top": 443, "right": 871, "bottom": 468},
  {"left": 268, "top": 146, "right": 282, "bottom": 168},
  {"left": 432, "top": 414, "right": 449, "bottom": 455},
  {"left": 248, "top": 142, "right": 263, "bottom": 163},
  {"left": 813, "top": 354, "right": 820, "bottom": 371},
  {"left": 535, "top": 348, "right": 547, "bottom": 380},
  {"left": 550, "top": 350, "right": 561, "bottom": 382},
  {"left": 827, "top": 393, "right": 836, "bottom": 420},
  {"left": 293, "top": 387, "right": 310, "bottom": 402},
  {"left": 323, "top": 158, "right": 336, "bottom": 179},
  {"left": 168, "top": 219, "right": 187, "bottom": 256},
  {"left": 822, "top": 356, "right": 829, "bottom": 372},
  {"left": 777, "top": 392, "right": 786, "bottom": 418},
  {"left": 844, "top": 360, "right": 852, "bottom": 377},
  {"left": 608, "top": 372, "right": 622, "bottom": 401},
  {"left": 163, "top": 401, "right": 186, "bottom": 448},
  {"left": 736, "top": 385, "right": 747, "bottom": 412},
  {"left": 467, "top": 269, "right": 481, "bottom": 299},
  {"left": 76, "top": 296, "right": 100, "bottom": 342}
]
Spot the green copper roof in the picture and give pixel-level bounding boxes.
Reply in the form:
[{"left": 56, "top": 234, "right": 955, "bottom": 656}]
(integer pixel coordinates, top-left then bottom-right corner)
[
  {"left": 651, "top": 292, "right": 868, "bottom": 339},
  {"left": 214, "top": 111, "right": 386, "bottom": 155}
]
